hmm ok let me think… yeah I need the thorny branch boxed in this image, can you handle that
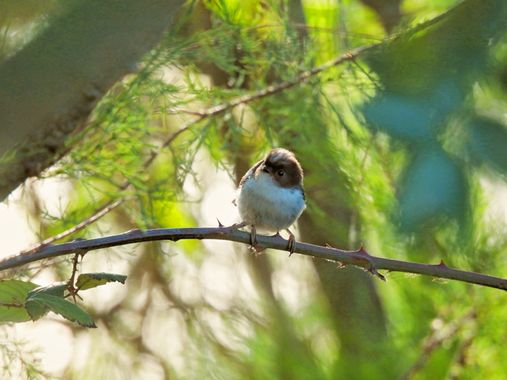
[22,44,378,252]
[1,227,506,292]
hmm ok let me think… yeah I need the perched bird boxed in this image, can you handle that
[235,148,306,254]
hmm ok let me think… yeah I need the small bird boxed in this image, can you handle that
[234,148,306,254]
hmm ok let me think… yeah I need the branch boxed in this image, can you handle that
[1,227,506,291]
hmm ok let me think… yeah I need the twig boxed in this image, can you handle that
[1,227,506,291]
[26,198,124,250]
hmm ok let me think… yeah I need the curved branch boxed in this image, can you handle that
[1,227,506,291]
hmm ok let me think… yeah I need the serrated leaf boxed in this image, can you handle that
[76,272,127,291]
[25,296,51,321]
[0,280,39,323]
[26,293,96,328]
[25,284,68,321]
[468,116,507,175]
[399,147,466,230]
[28,283,67,298]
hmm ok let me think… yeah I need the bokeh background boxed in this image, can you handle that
[1,0,507,379]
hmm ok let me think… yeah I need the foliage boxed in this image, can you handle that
[1,0,507,379]
[0,273,126,328]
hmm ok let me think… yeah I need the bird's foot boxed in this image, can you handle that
[247,225,264,254]
[286,229,296,257]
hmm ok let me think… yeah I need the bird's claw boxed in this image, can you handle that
[286,229,296,257]
[367,265,386,281]
[249,225,264,253]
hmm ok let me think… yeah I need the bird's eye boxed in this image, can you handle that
[277,169,285,177]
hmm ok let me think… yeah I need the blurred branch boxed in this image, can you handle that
[1,227,506,291]
[0,0,185,201]
[359,0,402,33]
[401,309,477,380]
[449,333,475,380]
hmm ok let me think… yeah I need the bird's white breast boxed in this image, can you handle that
[237,172,305,231]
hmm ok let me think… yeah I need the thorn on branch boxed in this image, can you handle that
[354,244,369,256]
[67,252,85,303]
[126,228,142,236]
[436,259,448,268]
[216,218,224,228]
[367,264,386,282]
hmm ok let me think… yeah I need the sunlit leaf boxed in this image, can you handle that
[76,272,127,291]
[0,280,38,323]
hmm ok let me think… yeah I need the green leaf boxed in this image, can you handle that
[399,147,466,230]
[24,284,69,321]
[76,272,127,291]
[468,116,507,175]
[25,296,50,321]
[26,293,96,328]
[28,283,67,298]
[0,280,39,323]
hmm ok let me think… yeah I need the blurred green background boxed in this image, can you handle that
[1,0,507,379]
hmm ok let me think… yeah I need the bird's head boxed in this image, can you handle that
[257,148,304,188]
